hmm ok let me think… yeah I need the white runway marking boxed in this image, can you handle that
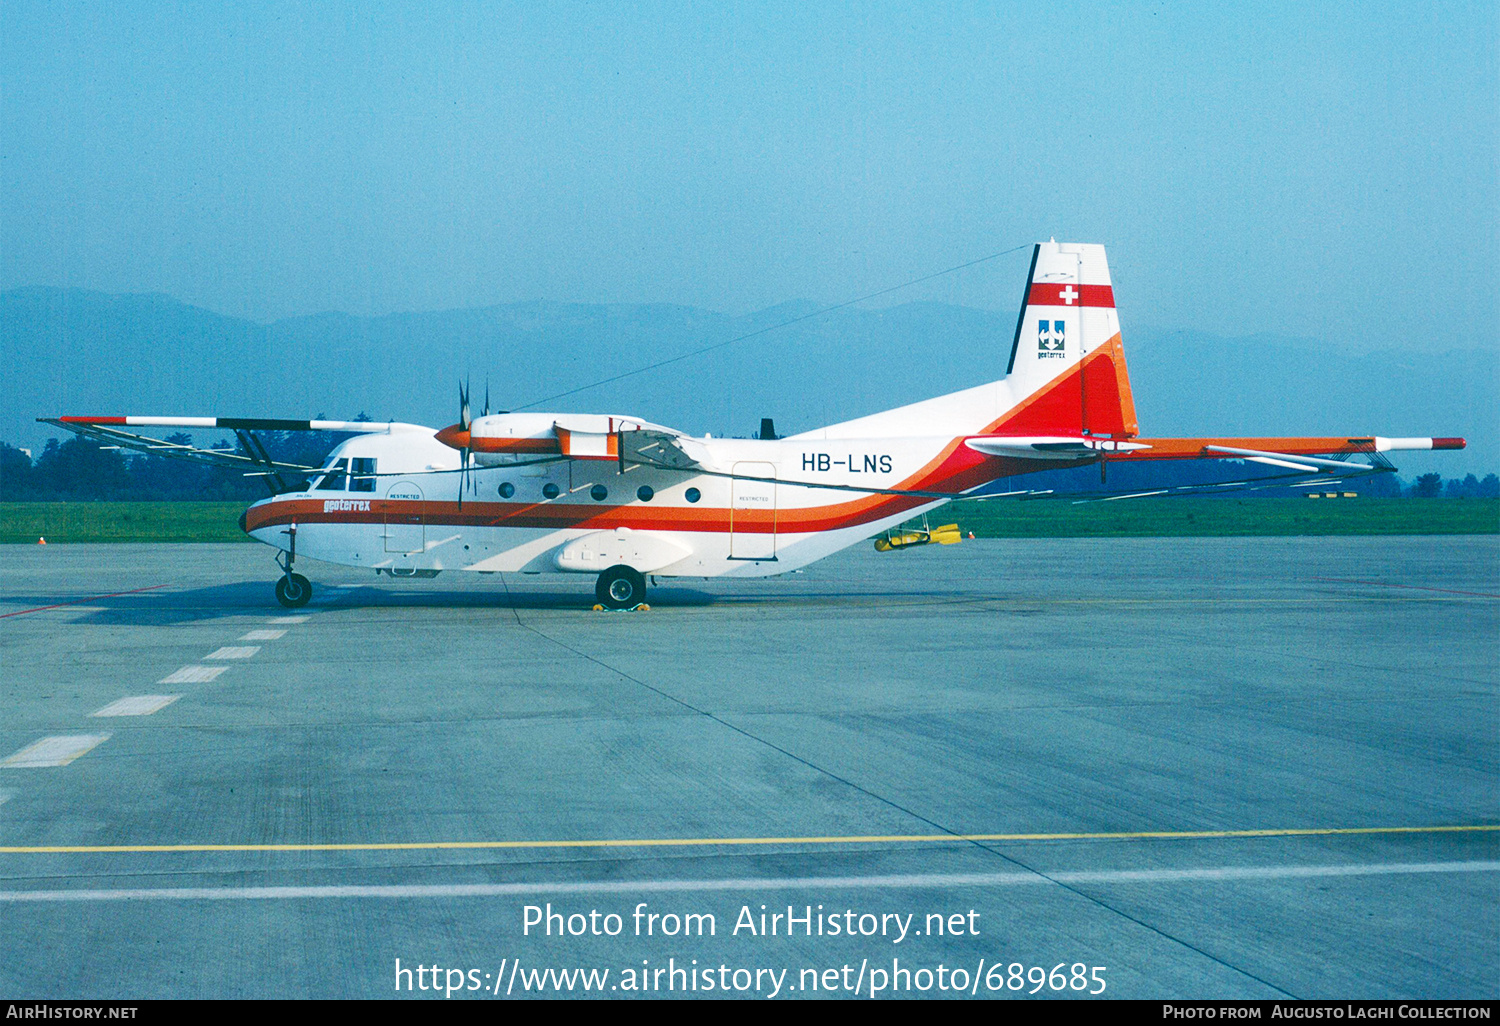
[269,616,308,624]
[205,646,259,660]
[0,861,1492,902]
[159,665,227,684]
[92,695,182,718]
[238,629,286,641]
[1,735,112,769]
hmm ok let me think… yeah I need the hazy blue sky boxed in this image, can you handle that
[3,1,1496,351]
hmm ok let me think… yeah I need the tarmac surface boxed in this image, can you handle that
[0,536,1495,1000]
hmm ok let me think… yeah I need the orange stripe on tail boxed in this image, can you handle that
[985,333,1139,438]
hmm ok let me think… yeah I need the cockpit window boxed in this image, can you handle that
[350,457,377,492]
[315,458,348,490]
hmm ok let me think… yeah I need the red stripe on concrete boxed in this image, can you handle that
[0,585,171,620]
[1310,578,1499,600]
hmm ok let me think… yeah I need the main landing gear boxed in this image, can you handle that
[274,534,312,609]
[595,565,647,611]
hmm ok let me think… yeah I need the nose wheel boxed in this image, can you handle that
[274,542,312,608]
[595,565,647,611]
[275,572,312,608]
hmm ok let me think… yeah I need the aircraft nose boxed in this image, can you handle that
[435,423,471,450]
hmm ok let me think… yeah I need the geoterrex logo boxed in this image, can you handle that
[1038,320,1066,358]
[323,499,372,512]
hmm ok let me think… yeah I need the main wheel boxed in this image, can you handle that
[275,572,312,608]
[595,565,646,610]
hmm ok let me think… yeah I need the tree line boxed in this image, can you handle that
[1,425,358,501]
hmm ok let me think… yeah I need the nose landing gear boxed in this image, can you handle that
[274,530,313,608]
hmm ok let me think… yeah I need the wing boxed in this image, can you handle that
[40,418,323,473]
[39,415,432,493]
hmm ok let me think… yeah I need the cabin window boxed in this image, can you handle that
[637,485,654,502]
[542,483,561,499]
[498,482,515,498]
[349,457,377,492]
[314,458,348,490]
[685,487,701,503]
[590,484,608,501]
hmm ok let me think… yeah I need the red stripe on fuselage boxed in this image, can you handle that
[241,441,1027,537]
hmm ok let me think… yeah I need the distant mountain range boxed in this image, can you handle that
[6,287,1495,475]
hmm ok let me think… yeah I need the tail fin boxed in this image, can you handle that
[989,241,1139,438]
[800,240,1140,441]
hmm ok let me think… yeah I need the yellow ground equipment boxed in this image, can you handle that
[873,518,963,552]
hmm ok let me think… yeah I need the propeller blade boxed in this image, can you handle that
[457,377,472,509]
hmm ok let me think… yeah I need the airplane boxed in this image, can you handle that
[43,241,1465,610]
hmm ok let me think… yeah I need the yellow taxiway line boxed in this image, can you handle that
[1,824,1495,855]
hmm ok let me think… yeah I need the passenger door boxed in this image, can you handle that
[383,481,425,554]
[729,462,777,560]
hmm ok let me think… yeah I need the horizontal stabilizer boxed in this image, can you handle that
[1115,436,1465,462]
[965,436,1151,460]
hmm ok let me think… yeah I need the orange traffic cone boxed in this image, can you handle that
[37,537,46,545]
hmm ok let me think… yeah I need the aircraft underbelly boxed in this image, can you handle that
[250,492,951,579]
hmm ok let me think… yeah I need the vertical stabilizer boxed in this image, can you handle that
[799,240,1140,440]
[991,241,1138,438]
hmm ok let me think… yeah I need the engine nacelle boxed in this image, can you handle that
[437,413,665,465]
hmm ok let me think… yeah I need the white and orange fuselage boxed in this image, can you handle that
[235,241,1461,580]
